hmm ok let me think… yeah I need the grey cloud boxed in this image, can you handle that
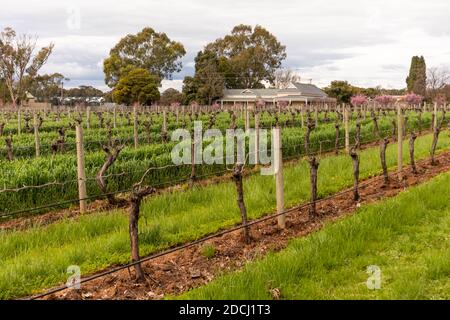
[286,52,355,69]
[380,64,407,74]
[325,66,340,71]
[2,0,449,90]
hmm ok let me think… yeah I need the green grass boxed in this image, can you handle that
[201,244,216,259]
[0,130,448,299]
[180,171,450,300]
[0,112,433,215]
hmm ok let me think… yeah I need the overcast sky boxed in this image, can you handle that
[2,0,449,91]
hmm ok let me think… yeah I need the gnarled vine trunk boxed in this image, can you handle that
[334,122,340,155]
[5,135,13,161]
[129,185,155,282]
[232,164,250,243]
[380,138,390,185]
[430,111,446,165]
[349,147,360,201]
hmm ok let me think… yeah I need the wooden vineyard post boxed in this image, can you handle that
[75,122,87,213]
[315,104,319,127]
[274,127,285,229]
[300,104,304,128]
[344,105,350,153]
[86,107,91,129]
[133,105,138,149]
[189,138,196,187]
[409,132,418,174]
[245,106,250,131]
[113,106,117,128]
[17,109,21,135]
[33,112,40,157]
[163,109,167,133]
[161,109,168,142]
[254,112,260,165]
[397,104,403,181]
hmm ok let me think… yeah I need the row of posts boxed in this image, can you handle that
[3,103,434,216]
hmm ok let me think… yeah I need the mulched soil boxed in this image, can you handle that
[38,150,450,300]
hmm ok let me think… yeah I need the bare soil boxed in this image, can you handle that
[40,150,450,300]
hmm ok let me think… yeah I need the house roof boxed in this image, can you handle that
[221,83,329,101]
[289,83,328,97]
[26,92,35,99]
[223,88,280,97]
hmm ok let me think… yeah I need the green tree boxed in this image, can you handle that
[103,90,113,103]
[204,24,286,88]
[381,88,406,96]
[190,50,225,104]
[323,81,356,104]
[159,88,184,105]
[361,87,381,98]
[406,56,426,96]
[65,85,104,98]
[182,76,199,105]
[103,27,186,88]
[113,68,160,105]
[27,73,66,102]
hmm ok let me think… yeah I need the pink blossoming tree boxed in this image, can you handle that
[350,94,368,107]
[434,94,447,107]
[404,93,423,106]
[277,100,289,108]
[374,95,395,107]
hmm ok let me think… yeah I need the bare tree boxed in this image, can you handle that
[0,27,54,108]
[274,69,300,89]
[427,67,450,101]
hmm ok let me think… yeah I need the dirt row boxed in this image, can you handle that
[39,150,450,300]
